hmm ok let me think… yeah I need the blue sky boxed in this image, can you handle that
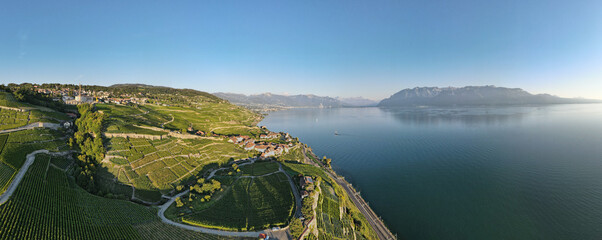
[1,0,601,100]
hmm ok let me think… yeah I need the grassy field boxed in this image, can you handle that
[180,172,295,231]
[0,153,228,239]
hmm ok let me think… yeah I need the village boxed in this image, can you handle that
[33,84,151,105]
[227,130,295,158]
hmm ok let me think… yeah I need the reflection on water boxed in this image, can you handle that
[380,106,530,126]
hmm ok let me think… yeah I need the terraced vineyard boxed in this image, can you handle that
[146,104,262,136]
[0,134,7,154]
[0,92,70,129]
[97,102,262,137]
[180,172,295,231]
[283,161,379,240]
[239,161,280,176]
[101,136,250,202]
[316,181,358,240]
[0,129,69,194]
[0,109,29,130]
[0,153,231,239]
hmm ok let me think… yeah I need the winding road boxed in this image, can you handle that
[157,159,299,239]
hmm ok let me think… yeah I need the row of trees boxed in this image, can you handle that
[2,83,72,112]
[72,104,106,193]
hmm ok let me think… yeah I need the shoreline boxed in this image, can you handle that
[300,145,396,240]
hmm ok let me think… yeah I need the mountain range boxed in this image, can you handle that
[213,92,379,110]
[214,86,599,110]
[378,86,600,107]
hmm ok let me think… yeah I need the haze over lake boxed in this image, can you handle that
[260,104,602,239]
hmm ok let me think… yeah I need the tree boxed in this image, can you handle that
[322,156,332,168]
[289,218,304,239]
[302,197,313,217]
[68,138,75,148]
[175,197,184,207]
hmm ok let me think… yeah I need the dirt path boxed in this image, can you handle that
[161,114,174,128]
[0,122,61,134]
[0,150,74,205]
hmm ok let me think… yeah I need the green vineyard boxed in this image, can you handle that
[182,172,295,231]
[102,136,250,202]
[0,154,231,239]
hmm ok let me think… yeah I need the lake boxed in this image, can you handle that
[259,104,602,240]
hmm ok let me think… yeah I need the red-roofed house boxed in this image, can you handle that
[244,142,256,151]
[255,145,268,153]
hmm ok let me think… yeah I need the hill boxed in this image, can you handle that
[378,86,601,107]
[0,83,382,239]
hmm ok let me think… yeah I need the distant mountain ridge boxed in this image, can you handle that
[337,97,380,107]
[378,86,600,107]
[214,92,345,109]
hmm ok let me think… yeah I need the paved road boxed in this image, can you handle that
[0,150,74,205]
[302,146,396,240]
[157,159,299,239]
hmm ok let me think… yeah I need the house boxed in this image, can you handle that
[187,127,194,132]
[267,132,279,139]
[195,130,205,136]
[235,136,245,142]
[262,150,275,158]
[258,233,269,240]
[255,145,268,153]
[244,142,256,151]
[228,137,237,143]
[300,176,314,190]
[278,144,289,153]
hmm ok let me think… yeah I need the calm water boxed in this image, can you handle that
[260,104,602,240]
